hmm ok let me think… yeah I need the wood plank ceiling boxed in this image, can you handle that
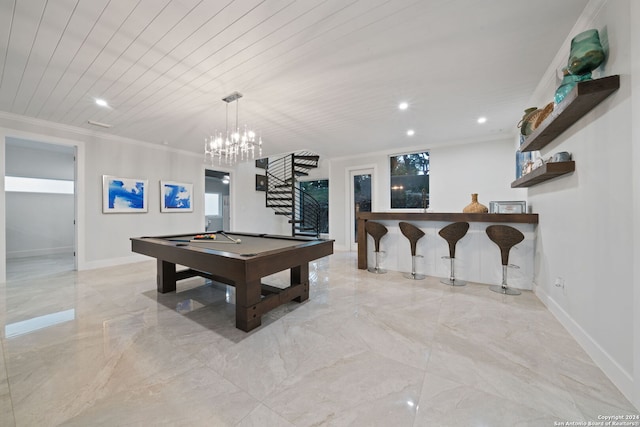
[0,0,590,158]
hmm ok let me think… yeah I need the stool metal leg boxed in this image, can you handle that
[440,257,466,286]
[403,255,425,280]
[489,265,521,295]
[368,250,387,274]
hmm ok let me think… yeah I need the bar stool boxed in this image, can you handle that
[486,225,524,295]
[399,222,426,280]
[365,221,388,274]
[438,222,469,286]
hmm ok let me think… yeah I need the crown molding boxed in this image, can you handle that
[0,110,202,159]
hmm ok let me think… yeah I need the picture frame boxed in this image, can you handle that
[489,201,526,214]
[255,174,267,191]
[255,158,268,169]
[102,175,148,213]
[161,181,193,212]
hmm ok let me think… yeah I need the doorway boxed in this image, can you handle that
[205,170,230,232]
[349,168,373,251]
[4,138,76,280]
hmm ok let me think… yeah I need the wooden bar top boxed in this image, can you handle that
[357,212,539,224]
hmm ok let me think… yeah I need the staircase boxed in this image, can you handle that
[265,152,322,237]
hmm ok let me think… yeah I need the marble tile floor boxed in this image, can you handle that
[0,251,637,426]
[6,253,75,281]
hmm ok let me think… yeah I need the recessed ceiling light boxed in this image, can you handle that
[406,129,415,136]
[477,117,487,124]
[398,102,409,110]
[95,98,108,107]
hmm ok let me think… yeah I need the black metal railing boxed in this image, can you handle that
[265,152,321,237]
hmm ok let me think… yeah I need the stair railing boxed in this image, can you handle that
[265,152,321,237]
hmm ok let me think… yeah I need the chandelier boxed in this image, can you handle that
[205,92,263,165]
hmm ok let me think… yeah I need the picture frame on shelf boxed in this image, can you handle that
[102,175,148,213]
[489,201,526,214]
[160,181,193,212]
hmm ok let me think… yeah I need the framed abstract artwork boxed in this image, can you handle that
[255,158,268,169]
[255,174,267,191]
[161,181,193,212]
[102,175,148,213]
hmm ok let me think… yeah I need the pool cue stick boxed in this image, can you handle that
[220,232,241,244]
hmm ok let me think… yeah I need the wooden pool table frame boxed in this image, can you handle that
[131,232,334,332]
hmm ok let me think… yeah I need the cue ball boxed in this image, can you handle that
[237,239,241,243]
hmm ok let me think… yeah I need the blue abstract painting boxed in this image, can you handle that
[161,181,193,212]
[103,176,148,213]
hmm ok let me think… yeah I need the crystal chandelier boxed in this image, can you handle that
[205,92,263,165]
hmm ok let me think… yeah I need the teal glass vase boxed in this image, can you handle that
[554,71,592,104]
[567,29,605,76]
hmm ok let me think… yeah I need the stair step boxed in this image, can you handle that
[288,219,303,224]
[295,232,318,237]
[268,205,292,209]
[294,171,309,177]
[294,155,319,162]
[295,226,316,231]
[274,211,292,216]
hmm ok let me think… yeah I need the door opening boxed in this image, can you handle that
[205,170,230,232]
[349,168,373,251]
[4,137,77,280]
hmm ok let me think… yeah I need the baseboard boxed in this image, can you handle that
[6,246,73,259]
[78,253,151,271]
[536,286,635,405]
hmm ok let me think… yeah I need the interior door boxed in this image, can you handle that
[349,168,373,251]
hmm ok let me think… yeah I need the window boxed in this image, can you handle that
[5,176,74,194]
[390,152,429,209]
[300,179,329,233]
[204,193,221,216]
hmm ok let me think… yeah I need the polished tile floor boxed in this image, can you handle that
[0,251,637,426]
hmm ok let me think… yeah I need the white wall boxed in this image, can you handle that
[0,113,206,278]
[631,0,640,412]
[430,139,528,212]
[5,193,74,258]
[328,139,527,250]
[84,138,205,266]
[527,0,637,405]
[233,160,290,235]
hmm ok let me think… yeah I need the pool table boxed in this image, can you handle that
[130,232,334,332]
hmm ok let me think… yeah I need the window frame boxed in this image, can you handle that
[389,151,430,210]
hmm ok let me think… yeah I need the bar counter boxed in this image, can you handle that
[357,212,539,289]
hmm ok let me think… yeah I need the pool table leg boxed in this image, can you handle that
[236,279,263,332]
[291,263,310,302]
[157,260,177,293]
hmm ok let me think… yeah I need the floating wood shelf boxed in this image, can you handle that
[511,161,575,188]
[520,75,620,152]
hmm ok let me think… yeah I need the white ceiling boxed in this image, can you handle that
[0,0,589,159]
